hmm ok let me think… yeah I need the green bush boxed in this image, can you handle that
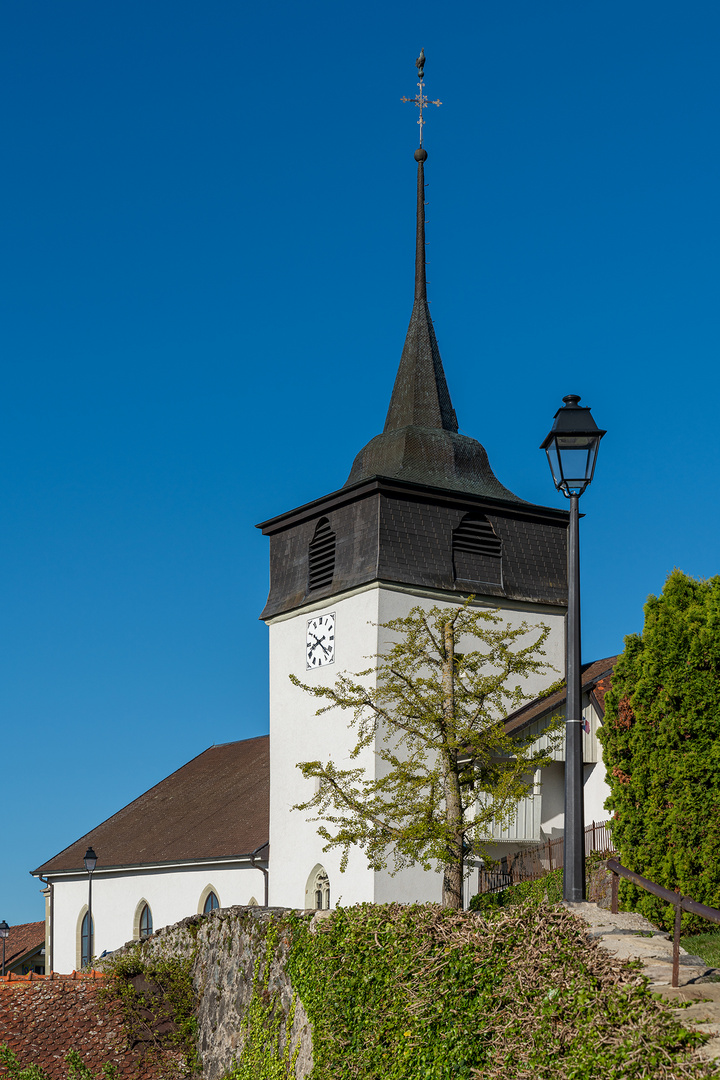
[99,944,199,1073]
[468,868,564,913]
[0,1046,117,1079]
[284,903,713,1079]
[598,569,720,932]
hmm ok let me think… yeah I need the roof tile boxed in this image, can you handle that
[34,736,269,875]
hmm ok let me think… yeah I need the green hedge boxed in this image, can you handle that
[598,569,720,932]
[3,896,717,1080]
[468,868,564,913]
[282,902,711,1080]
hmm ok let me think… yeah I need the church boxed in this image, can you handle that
[31,67,612,974]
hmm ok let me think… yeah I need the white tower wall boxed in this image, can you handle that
[267,582,565,909]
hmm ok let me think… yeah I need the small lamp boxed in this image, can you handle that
[83,847,98,873]
[0,920,8,978]
[540,394,605,497]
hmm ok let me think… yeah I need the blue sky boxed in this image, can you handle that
[3,1,720,925]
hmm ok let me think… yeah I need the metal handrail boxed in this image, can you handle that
[607,858,720,987]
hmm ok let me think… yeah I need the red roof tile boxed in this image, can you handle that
[1,923,44,972]
[504,657,617,735]
[0,977,182,1078]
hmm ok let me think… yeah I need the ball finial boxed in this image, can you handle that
[414,148,428,162]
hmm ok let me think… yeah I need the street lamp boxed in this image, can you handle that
[83,846,97,966]
[541,395,605,902]
[0,921,9,977]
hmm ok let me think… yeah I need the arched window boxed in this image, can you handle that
[81,911,93,967]
[133,898,154,941]
[139,904,153,939]
[315,872,330,910]
[308,518,336,591]
[452,513,502,585]
[198,885,221,915]
[203,891,219,914]
[305,864,331,910]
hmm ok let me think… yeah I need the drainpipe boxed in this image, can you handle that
[250,842,269,908]
[36,874,53,974]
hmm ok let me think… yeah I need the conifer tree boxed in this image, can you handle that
[291,603,561,909]
[599,569,720,929]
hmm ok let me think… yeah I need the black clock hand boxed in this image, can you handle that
[312,634,329,655]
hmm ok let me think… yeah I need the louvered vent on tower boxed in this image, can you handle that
[452,514,502,586]
[308,518,336,592]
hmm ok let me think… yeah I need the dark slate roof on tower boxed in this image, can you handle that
[345,141,524,503]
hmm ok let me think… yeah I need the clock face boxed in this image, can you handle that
[306,613,335,669]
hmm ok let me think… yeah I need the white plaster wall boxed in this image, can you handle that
[583,761,612,824]
[535,716,612,841]
[539,761,566,838]
[373,862,443,904]
[267,588,381,909]
[376,587,567,704]
[267,583,566,909]
[50,863,266,973]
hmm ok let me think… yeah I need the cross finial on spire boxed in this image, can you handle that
[401,48,442,147]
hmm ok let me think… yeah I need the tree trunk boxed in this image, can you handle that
[441,619,464,909]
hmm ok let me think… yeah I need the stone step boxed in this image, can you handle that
[565,901,720,1063]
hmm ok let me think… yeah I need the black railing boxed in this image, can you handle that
[477,820,615,895]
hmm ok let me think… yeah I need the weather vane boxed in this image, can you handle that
[401,48,442,147]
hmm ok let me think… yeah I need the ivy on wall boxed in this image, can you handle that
[2,894,717,1080]
[221,915,302,1080]
[0,1046,118,1079]
[99,945,199,1073]
[285,902,709,1080]
[599,569,720,931]
[469,868,564,913]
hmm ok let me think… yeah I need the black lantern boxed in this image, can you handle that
[0,920,9,978]
[540,393,605,904]
[83,847,97,966]
[540,395,605,497]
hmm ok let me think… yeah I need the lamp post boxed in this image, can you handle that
[541,395,605,902]
[0,921,9,977]
[83,846,97,966]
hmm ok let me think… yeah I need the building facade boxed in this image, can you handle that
[32,738,269,973]
[30,124,618,969]
[258,144,571,909]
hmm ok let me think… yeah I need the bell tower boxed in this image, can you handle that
[258,54,569,909]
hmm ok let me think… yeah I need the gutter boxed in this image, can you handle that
[31,851,270,880]
[35,873,53,974]
[250,842,269,907]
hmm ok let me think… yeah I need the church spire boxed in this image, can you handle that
[382,55,457,434]
[344,53,522,503]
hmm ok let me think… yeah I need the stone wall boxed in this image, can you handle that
[588,860,613,909]
[122,904,315,1080]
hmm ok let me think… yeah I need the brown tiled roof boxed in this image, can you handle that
[0,976,182,1078]
[590,673,613,716]
[2,923,44,971]
[33,736,269,876]
[504,657,618,736]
